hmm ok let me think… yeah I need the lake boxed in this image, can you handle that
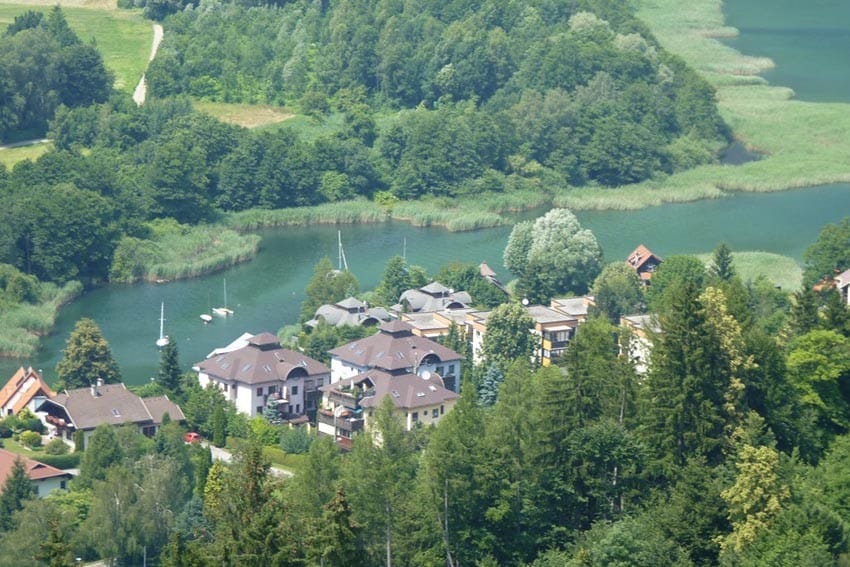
[5,0,850,386]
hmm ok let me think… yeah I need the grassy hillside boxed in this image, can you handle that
[697,250,803,291]
[0,2,151,92]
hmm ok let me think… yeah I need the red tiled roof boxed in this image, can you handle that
[626,244,661,271]
[0,449,70,490]
[0,367,55,415]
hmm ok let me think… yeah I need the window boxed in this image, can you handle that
[268,385,276,394]
[440,405,444,415]
[257,387,263,396]
[257,406,263,415]
[436,366,444,376]
[292,386,299,396]
[448,364,455,375]
[296,404,300,414]
[433,408,439,418]
[223,383,229,392]
[412,412,419,422]
[318,378,325,386]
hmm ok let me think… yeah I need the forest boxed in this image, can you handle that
[4,233,850,566]
[0,0,728,289]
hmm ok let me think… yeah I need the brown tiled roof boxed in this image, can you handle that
[358,370,458,410]
[0,367,55,415]
[329,321,461,371]
[0,449,70,490]
[626,244,661,270]
[42,383,168,431]
[196,332,330,385]
[142,396,186,423]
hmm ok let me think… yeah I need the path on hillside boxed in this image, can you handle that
[132,23,164,106]
[0,138,49,150]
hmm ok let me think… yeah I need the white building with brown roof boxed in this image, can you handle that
[620,314,661,375]
[195,332,331,418]
[0,367,55,417]
[37,381,184,449]
[328,320,462,392]
[317,369,459,447]
[0,449,72,497]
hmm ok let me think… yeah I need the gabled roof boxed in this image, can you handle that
[360,371,458,410]
[0,367,55,415]
[550,296,594,318]
[196,332,330,385]
[479,262,497,278]
[835,268,850,289]
[329,321,461,371]
[337,297,367,311]
[626,244,662,271]
[397,282,471,313]
[0,449,70,490]
[621,314,662,334]
[40,383,183,431]
[307,299,394,329]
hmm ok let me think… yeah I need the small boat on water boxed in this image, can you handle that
[200,313,213,323]
[212,278,234,316]
[156,302,170,348]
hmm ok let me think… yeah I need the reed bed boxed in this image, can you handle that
[696,251,802,291]
[0,280,82,358]
[226,200,387,231]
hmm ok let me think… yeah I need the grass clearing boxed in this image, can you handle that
[697,250,803,291]
[0,2,151,93]
[0,141,51,168]
[193,100,296,129]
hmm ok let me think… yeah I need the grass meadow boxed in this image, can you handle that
[0,1,151,93]
[697,251,803,291]
[192,100,296,129]
[0,141,50,168]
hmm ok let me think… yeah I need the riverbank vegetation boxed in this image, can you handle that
[0,265,81,358]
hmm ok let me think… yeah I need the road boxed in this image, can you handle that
[132,23,164,106]
[206,442,294,478]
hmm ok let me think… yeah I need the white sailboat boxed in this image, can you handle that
[212,279,234,316]
[156,302,170,348]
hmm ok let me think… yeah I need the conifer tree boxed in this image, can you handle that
[711,242,736,282]
[157,339,182,397]
[0,457,34,531]
[76,423,123,489]
[311,488,366,567]
[56,318,120,389]
[477,364,503,407]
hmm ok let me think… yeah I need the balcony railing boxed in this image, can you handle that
[325,388,375,409]
[317,410,364,433]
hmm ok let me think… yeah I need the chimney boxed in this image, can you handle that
[96,377,104,388]
[90,383,97,397]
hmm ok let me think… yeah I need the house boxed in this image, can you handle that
[401,308,474,340]
[620,314,661,375]
[195,332,331,419]
[328,320,463,392]
[305,297,395,329]
[626,244,662,284]
[37,381,184,450]
[0,367,55,417]
[0,449,72,497]
[468,296,594,366]
[394,281,472,314]
[835,268,850,304]
[317,369,458,448]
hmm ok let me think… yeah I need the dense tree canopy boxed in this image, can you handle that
[55,317,121,389]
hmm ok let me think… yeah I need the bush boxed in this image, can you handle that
[45,438,70,455]
[0,425,11,439]
[21,417,46,434]
[279,426,314,454]
[20,430,42,448]
[36,453,80,470]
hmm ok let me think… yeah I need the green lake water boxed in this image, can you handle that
[7,0,850,386]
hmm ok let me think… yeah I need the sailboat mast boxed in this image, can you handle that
[159,301,165,340]
[338,230,348,271]
[223,278,227,309]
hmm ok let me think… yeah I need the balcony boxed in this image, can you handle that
[325,387,375,409]
[317,409,364,434]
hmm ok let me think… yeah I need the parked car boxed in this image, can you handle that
[183,431,202,444]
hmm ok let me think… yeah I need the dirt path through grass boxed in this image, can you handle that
[132,22,163,106]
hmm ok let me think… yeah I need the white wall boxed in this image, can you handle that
[34,476,68,498]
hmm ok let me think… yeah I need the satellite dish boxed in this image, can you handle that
[421,370,432,380]
[522,297,529,306]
